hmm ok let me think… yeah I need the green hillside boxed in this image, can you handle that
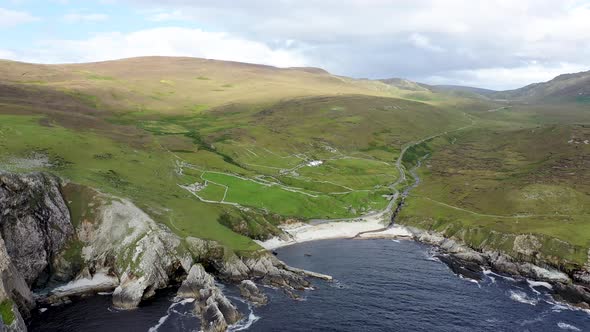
[0,56,469,251]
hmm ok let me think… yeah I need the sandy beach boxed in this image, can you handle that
[256,212,413,250]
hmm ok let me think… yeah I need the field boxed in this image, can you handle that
[2,56,588,265]
[397,103,590,268]
[0,57,471,252]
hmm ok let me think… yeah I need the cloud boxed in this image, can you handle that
[63,13,109,23]
[408,33,444,53]
[120,0,590,89]
[0,49,17,59]
[147,10,192,22]
[0,7,39,27]
[4,1,590,89]
[19,27,308,68]
[423,62,590,90]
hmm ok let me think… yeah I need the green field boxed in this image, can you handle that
[0,57,473,252]
[1,57,589,268]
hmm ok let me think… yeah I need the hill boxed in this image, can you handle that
[426,84,497,98]
[0,56,470,252]
[1,55,588,279]
[492,70,590,103]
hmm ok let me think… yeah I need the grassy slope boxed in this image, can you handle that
[397,103,590,268]
[0,57,468,252]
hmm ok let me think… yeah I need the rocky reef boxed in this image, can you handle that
[0,172,322,331]
[406,226,590,309]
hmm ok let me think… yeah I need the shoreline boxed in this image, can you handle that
[260,218,590,311]
[256,209,402,250]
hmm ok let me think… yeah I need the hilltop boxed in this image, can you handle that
[491,70,590,103]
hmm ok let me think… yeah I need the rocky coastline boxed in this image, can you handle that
[0,172,327,331]
[384,226,590,311]
[1,171,589,331]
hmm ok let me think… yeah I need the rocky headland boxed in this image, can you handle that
[0,172,325,331]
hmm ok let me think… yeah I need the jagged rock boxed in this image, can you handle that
[436,254,483,281]
[513,234,542,257]
[0,172,73,286]
[177,264,215,299]
[239,280,268,306]
[0,236,32,332]
[80,198,192,309]
[553,283,590,309]
[244,254,310,290]
[185,237,310,290]
[185,237,250,281]
[517,263,570,283]
[44,270,118,304]
[178,264,241,332]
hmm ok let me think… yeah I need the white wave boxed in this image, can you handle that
[527,279,553,290]
[458,274,481,288]
[557,322,581,331]
[509,290,538,306]
[229,312,260,331]
[391,239,401,243]
[97,291,113,296]
[546,299,590,316]
[483,270,516,282]
[148,298,196,332]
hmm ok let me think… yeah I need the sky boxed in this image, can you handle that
[1,0,590,90]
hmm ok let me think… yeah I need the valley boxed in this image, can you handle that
[0,56,589,330]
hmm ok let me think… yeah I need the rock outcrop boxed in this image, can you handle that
[77,198,192,309]
[0,172,321,331]
[407,226,590,308]
[177,264,241,332]
[0,237,33,332]
[238,280,267,306]
[0,172,73,286]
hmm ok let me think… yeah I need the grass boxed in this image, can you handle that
[397,108,590,267]
[1,56,587,266]
[0,299,15,326]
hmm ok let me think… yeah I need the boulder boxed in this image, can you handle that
[178,264,241,332]
[238,280,268,306]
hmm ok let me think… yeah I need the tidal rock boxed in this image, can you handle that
[185,237,250,281]
[436,254,483,281]
[488,252,520,276]
[0,172,73,286]
[243,254,310,290]
[239,280,268,306]
[553,283,590,309]
[178,264,241,332]
[177,264,215,299]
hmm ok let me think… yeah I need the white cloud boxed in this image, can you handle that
[147,10,192,22]
[0,49,17,59]
[122,0,590,88]
[21,27,308,68]
[63,13,109,23]
[408,33,444,53]
[423,62,589,90]
[0,7,39,27]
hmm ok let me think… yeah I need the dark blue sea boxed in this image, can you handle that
[30,239,590,331]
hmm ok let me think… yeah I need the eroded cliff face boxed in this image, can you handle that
[0,172,73,287]
[0,172,315,331]
[0,172,74,331]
